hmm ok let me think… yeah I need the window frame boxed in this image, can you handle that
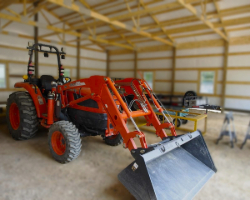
[0,63,7,89]
[143,71,154,90]
[64,68,71,78]
[199,70,216,95]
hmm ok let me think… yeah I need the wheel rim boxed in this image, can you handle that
[51,131,66,155]
[9,103,20,130]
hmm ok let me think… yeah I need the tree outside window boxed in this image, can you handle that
[143,71,153,89]
[64,69,70,77]
[200,71,215,94]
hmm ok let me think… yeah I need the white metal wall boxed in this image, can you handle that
[0,34,106,102]
[109,44,250,111]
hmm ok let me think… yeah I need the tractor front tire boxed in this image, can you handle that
[6,91,39,140]
[104,133,123,146]
[48,121,82,164]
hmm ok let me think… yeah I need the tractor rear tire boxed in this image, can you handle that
[6,91,39,140]
[104,133,123,146]
[48,121,82,164]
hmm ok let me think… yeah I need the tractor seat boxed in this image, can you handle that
[40,75,56,95]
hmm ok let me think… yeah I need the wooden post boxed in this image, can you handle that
[221,41,229,112]
[171,47,176,95]
[76,36,80,80]
[5,62,9,90]
[34,2,38,78]
[134,51,137,78]
[106,50,110,77]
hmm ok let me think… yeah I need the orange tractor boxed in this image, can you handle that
[7,43,216,200]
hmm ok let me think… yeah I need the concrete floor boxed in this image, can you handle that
[0,112,250,200]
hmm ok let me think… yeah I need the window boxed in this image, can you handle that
[64,69,71,77]
[200,71,215,94]
[0,64,6,88]
[143,71,153,89]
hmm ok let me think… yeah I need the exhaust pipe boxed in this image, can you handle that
[118,130,216,200]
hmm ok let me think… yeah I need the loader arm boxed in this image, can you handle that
[97,77,175,151]
[60,76,175,151]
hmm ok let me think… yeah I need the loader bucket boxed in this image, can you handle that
[118,131,216,200]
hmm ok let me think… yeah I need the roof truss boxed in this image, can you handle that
[0,0,249,51]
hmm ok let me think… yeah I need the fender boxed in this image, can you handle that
[15,82,47,118]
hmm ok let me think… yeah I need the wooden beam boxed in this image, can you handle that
[106,50,110,77]
[78,1,131,49]
[28,1,47,18]
[0,0,16,10]
[221,41,229,112]
[5,8,20,17]
[0,12,134,50]
[207,4,250,19]
[93,4,249,41]
[134,51,137,78]
[213,0,227,36]
[110,2,180,21]
[139,0,175,43]
[1,3,33,29]
[214,16,250,28]
[46,0,173,46]
[69,0,219,30]
[109,24,135,47]
[124,0,139,28]
[91,0,116,9]
[177,0,228,41]
[108,35,250,54]
[23,0,27,16]
[77,36,80,80]
[171,47,176,95]
[40,10,63,42]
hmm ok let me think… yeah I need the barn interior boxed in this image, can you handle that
[0,0,250,200]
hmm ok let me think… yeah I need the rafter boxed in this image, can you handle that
[72,0,220,36]
[5,8,20,18]
[78,0,135,49]
[0,12,134,50]
[207,4,250,19]
[139,0,175,43]
[124,0,138,28]
[39,6,75,40]
[46,0,173,46]
[28,1,48,18]
[23,0,26,16]
[177,0,228,41]
[110,2,180,21]
[98,0,134,12]
[0,0,17,11]
[213,16,250,28]
[212,0,227,36]
[40,9,63,42]
[70,0,218,28]
[1,3,33,29]
[96,4,250,38]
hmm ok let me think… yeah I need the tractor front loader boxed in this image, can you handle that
[7,43,216,200]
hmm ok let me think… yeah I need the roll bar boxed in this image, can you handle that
[26,42,66,83]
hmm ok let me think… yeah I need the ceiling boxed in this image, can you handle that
[0,0,250,51]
